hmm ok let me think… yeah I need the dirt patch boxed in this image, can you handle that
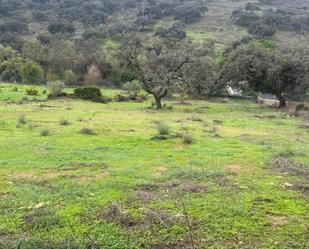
[129,182,209,210]
[225,164,243,172]
[292,183,309,195]
[174,101,193,106]
[7,172,35,179]
[97,201,190,232]
[173,145,186,151]
[42,171,63,178]
[253,114,277,119]
[7,170,73,180]
[97,202,140,228]
[151,234,201,249]
[267,215,288,227]
[298,123,309,129]
[270,157,309,177]
[134,190,158,202]
[78,172,109,182]
[154,166,167,176]
[135,181,208,197]
[284,182,309,196]
[57,162,109,171]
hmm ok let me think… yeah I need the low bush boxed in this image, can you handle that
[156,121,170,136]
[245,2,261,11]
[74,87,102,100]
[26,87,39,96]
[79,127,97,135]
[95,96,112,103]
[114,94,131,102]
[40,128,50,136]
[59,119,70,126]
[17,114,27,125]
[47,81,65,98]
[74,87,111,103]
[123,80,141,98]
[28,123,36,129]
[182,132,193,144]
[137,89,149,101]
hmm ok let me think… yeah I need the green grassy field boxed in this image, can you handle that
[0,83,308,248]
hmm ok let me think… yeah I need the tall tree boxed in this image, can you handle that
[119,33,190,108]
[119,33,216,108]
[221,43,309,107]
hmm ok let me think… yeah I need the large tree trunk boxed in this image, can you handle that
[154,95,163,109]
[277,94,286,108]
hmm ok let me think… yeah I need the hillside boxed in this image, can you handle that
[1,0,309,248]
[1,0,309,84]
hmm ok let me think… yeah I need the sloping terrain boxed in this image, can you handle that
[0,83,308,248]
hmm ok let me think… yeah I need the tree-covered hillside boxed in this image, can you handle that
[0,0,309,105]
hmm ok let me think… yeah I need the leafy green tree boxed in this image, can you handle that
[221,43,309,107]
[0,45,23,82]
[47,39,76,78]
[119,33,216,108]
[64,70,77,85]
[22,40,49,78]
[21,60,44,84]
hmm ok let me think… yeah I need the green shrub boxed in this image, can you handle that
[17,114,27,125]
[59,119,70,126]
[156,121,170,135]
[74,87,102,100]
[256,39,278,49]
[28,123,36,129]
[40,128,50,136]
[79,127,97,135]
[64,70,77,85]
[26,87,39,96]
[114,94,131,102]
[277,147,296,157]
[21,60,44,84]
[183,132,193,144]
[137,89,149,100]
[12,87,18,92]
[123,80,141,98]
[47,81,65,98]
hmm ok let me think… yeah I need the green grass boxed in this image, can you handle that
[0,83,308,248]
[186,31,213,42]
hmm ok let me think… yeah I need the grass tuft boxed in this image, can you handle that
[17,114,27,126]
[59,119,71,126]
[156,121,170,136]
[79,127,97,135]
[40,128,50,136]
[182,132,193,144]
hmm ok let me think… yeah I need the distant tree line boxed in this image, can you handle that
[0,0,308,108]
[231,1,309,38]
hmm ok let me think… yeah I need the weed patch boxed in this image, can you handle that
[57,162,109,170]
[23,208,60,231]
[79,127,97,135]
[270,157,308,177]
